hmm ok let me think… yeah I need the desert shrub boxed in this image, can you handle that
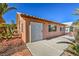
[0,24,16,40]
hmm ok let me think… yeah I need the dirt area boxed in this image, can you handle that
[0,44,32,56]
[11,48,32,56]
[0,35,75,56]
[0,38,32,56]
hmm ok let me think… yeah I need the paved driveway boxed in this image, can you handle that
[26,35,75,56]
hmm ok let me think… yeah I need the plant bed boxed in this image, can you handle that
[11,49,32,56]
[0,45,8,53]
[62,44,79,56]
[0,44,26,56]
[0,37,24,47]
[0,37,25,56]
[0,39,4,43]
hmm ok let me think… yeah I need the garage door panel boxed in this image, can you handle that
[30,22,43,42]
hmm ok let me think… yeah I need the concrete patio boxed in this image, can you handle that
[26,35,75,56]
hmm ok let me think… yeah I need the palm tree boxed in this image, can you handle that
[57,8,79,56]
[72,8,79,43]
[0,3,16,24]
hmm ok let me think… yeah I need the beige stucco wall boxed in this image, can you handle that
[17,13,27,43]
[43,23,65,39]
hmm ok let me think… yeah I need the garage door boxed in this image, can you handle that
[30,22,43,42]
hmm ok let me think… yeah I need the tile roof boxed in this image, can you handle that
[17,12,66,26]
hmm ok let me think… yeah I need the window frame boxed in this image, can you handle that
[48,24,57,32]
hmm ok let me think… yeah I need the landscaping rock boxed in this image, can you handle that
[0,37,25,56]
[0,44,26,56]
[0,46,9,53]
[1,38,24,47]
[9,38,23,47]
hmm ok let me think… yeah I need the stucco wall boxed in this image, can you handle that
[43,23,65,39]
[16,13,27,43]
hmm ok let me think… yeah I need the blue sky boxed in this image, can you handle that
[3,3,79,24]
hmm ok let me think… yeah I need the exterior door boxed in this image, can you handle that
[30,22,43,42]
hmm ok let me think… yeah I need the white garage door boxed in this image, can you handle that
[30,22,43,42]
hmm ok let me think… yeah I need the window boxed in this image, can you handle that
[60,27,62,31]
[21,23,23,32]
[60,27,64,31]
[70,26,73,32]
[48,24,57,32]
[19,20,20,30]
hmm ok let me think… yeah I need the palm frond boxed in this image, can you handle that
[0,4,3,15]
[57,41,75,46]
[64,49,79,56]
[62,37,75,43]
[0,3,8,14]
[76,8,79,12]
[2,3,7,8]
[3,7,16,14]
[0,3,16,24]
[72,8,79,16]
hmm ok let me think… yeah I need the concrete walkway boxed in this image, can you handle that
[26,35,75,56]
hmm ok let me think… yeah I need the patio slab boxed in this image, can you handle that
[26,35,75,56]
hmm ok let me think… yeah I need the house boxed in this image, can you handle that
[63,22,74,36]
[16,12,66,43]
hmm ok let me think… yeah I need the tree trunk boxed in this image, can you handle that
[0,15,5,24]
